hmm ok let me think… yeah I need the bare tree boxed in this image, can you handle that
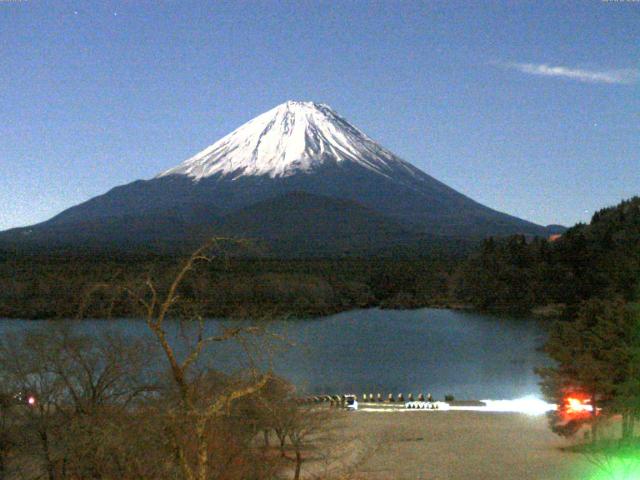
[81,238,275,480]
[0,238,339,480]
[288,406,330,480]
[252,377,298,457]
[0,323,156,479]
[0,389,18,480]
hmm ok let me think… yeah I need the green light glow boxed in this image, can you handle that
[587,451,640,480]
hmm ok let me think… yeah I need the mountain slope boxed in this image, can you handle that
[213,191,424,256]
[0,101,558,253]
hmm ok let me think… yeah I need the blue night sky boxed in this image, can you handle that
[1,0,638,230]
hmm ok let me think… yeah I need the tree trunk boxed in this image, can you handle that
[293,449,302,480]
[275,430,286,457]
[196,417,209,480]
[0,451,6,480]
[622,412,635,442]
[263,429,270,447]
[590,394,598,444]
[622,413,630,441]
[39,429,56,480]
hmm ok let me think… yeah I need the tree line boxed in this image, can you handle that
[0,251,456,320]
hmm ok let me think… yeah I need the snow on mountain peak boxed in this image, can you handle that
[157,101,416,181]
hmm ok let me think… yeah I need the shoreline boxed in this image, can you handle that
[0,302,556,322]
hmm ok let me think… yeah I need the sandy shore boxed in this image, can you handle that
[301,410,596,480]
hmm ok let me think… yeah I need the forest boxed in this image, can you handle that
[455,196,640,314]
[0,250,458,320]
[0,196,639,321]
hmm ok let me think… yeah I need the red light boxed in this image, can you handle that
[27,396,36,406]
[561,394,594,420]
[566,397,591,413]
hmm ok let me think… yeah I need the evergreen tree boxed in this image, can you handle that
[455,196,640,313]
[538,298,640,442]
[610,302,640,441]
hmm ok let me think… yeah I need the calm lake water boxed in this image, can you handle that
[0,308,549,400]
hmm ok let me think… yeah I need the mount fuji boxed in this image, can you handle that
[1,101,560,255]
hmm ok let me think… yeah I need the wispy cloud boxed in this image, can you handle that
[501,62,639,85]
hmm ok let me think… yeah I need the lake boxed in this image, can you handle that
[0,308,549,400]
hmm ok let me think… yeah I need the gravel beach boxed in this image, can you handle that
[302,410,596,480]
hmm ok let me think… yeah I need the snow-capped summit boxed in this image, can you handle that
[158,101,417,181]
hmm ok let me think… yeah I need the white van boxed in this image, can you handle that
[345,395,358,411]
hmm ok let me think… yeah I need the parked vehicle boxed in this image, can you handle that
[345,394,358,411]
